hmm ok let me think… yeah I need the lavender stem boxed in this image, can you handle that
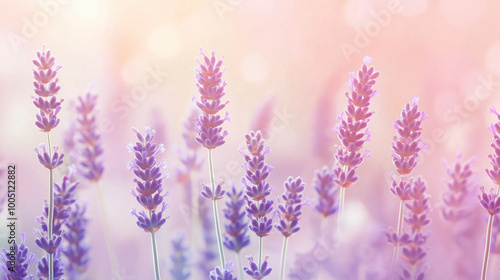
[236,251,244,280]
[47,132,54,280]
[391,199,405,279]
[96,182,121,279]
[336,186,346,247]
[259,236,263,268]
[481,214,494,280]
[149,210,162,280]
[279,237,289,280]
[208,149,226,269]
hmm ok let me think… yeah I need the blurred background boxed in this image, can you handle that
[1,0,500,279]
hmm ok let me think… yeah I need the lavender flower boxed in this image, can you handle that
[209,263,237,280]
[35,144,64,170]
[313,166,339,218]
[486,107,500,185]
[32,46,62,132]
[0,233,36,279]
[244,257,272,280]
[170,235,190,280]
[276,177,305,237]
[391,97,427,176]
[332,56,379,188]
[74,91,104,182]
[37,254,64,280]
[194,49,229,150]
[63,203,90,276]
[223,185,250,253]
[128,127,168,279]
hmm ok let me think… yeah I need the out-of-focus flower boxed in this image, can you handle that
[223,185,250,253]
[194,49,229,150]
[487,107,500,185]
[74,91,104,182]
[313,166,339,218]
[170,235,190,280]
[63,203,90,276]
[32,46,63,132]
[0,233,36,279]
[332,56,379,188]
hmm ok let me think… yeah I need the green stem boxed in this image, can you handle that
[236,252,245,280]
[481,214,494,280]
[47,132,54,280]
[208,149,226,269]
[391,199,405,279]
[336,186,346,247]
[149,210,162,280]
[280,237,289,280]
[259,236,263,268]
[96,182,121,279]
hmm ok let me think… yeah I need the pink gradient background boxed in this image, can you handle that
[2,0,500,279]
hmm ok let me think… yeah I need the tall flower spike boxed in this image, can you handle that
[170,235,191,280]
[0,233,37,279]
[32,46,63,132]
[128,127,169,279]
[194,49,229,150]
[332,56,379,188]
[481,106,500,280]
[75,91,104,182]
[223,184,250,253]
[209,263,237,280]
[63,203,90,276]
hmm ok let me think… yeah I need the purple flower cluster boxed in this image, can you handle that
[486,107,500,185]
[332,56,379,188]
[128,127,169,233]
[194,49,229,150]
[35,144,64,170]
[63,202,90,276]
[0,233,36,279]
[209,263,237,280]
[223,185,250,253]
[399,177,430,279]
[391,97,427,176]
[441,154,476,222]
[35,175,78,279]
[313,166,339,218]
[74,92,104,182]
[170,235,190,280]
[32,46,63,132]
[244,257,272,280]
[242,131,274,237]
[276,177,305,237]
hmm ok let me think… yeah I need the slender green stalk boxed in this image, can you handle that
[336,186,346,247]
[481,214,494,280]
[258,236,263,268]
[391,199,405,278]
[236,252,245,280]
[149,210,162,280]
[47,132,54,280]
[95,182,121,279]
[280,237,289,280]
[208,149,226,269]
[189,173,200,279]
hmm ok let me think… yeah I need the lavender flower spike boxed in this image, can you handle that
[480,106,500,280]
[128,127,169,280]
[193,49,230,270]
[313,166,339,218]
[194,49,230,150]
[75,91,104,182]
[0,233,36,279]
[210,262,237,280]
[170,235,190,280]
[276,177,306,280]
[32,46,63,132]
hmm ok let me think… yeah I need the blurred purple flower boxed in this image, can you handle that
[244,257,272,280]
[128,127,169,231]
[170,235,190,280]
[74,91,104,182]
[0,233,36,279]
[276,177,305,237]
[63,203,90,276]
[223,185,250,253]
[487,107,500,185]
[332,56,379,188]
[391,97,427,176]
[250,95,275,139]
[32,46,63,132]
[313,166,339,218]
[194,49,229,150]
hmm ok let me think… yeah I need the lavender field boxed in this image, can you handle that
[2,1,500,279]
